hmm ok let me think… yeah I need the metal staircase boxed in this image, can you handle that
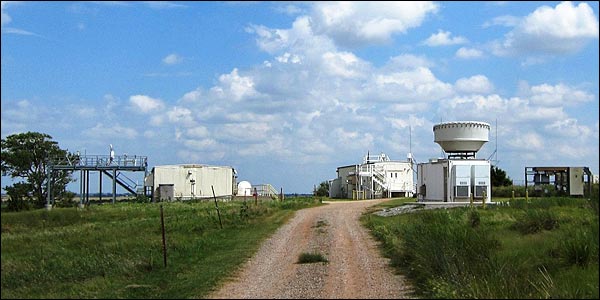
[102,170,141,195]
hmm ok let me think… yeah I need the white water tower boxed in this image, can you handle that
[433,121,490,158]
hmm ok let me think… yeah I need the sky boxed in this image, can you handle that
[1,1,599,194]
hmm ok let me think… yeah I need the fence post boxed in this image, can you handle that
[482,190,487,209]
[254,188,258,206]
[212,186,223,229]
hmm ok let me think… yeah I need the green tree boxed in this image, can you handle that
[491,165,512,187]
[315,181,329,197]
[1,132,75,209]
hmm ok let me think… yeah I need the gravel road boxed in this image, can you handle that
[207,199,414,299]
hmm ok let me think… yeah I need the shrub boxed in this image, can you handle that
[511,209,559,234]
[558,227,598,267]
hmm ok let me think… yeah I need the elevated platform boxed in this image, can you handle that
[46,154,148,208]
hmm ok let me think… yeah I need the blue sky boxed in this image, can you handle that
[2,1,599,194]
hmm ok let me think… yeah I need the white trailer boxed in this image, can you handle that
[417,159,491,202]
[145,164,236,201]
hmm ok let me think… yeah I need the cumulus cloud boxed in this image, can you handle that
[87,122,138,140]
[455,75,494,94]
[422,30,467,46]
[482,15,520,28]
[372,67,454,102]
[310,1,439,47]
[210,68,259,101]
[162,53,183,65]
[544,118,592,138]
[521,82,594,106]
[455,47,483,59]
[492,1,599,56]
[129,95,165,113]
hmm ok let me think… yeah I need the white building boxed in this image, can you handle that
[329,152,415,199]
[144,164,236,201]
[417,121,492,203]
[418,158,491,202]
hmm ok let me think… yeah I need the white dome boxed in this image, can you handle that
[237,181,252,196]
[433,121,489,153]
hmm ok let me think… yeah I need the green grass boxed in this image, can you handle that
[297,252,328,264]
[1,197,322,298]
[362,196,599,299]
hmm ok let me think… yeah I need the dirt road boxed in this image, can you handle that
[207,199,413,299]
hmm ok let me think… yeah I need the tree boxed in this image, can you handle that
[491,165,512,187]
[315,181,329,197]
[1,132,75,209]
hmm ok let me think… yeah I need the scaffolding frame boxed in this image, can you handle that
[46,154,148,208]
[524,166,592,197]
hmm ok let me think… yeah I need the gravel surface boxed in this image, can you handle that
[207,199,414,299]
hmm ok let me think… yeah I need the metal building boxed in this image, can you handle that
[329,152,415,199]
[144,164,236,201]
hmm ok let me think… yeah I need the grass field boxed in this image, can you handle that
[1,197,322,298]
[362,196,599,299]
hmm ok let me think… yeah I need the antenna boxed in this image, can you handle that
[487,119,498,165]
[495,118,498,164]
[409,125,412,156]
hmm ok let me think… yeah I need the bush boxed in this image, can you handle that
[511,209,559,234]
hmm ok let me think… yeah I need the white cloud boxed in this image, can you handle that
[525,83,594,106]
[274,3,304,16]
[87,122,138,140]
[167,106,195,126]
[216,122,272,143]
[455,75,494,94]
[372,67,454,102]
[422,30,467,46]
[1,2,38,36]
[248,16,336,56]
[129,95,165,113]
[321,51,366,78]
[492,1,599,56]
[455,47,483,59]
[385,54,434,70]
[143,1,187,9]
[544,118,591,138]
[311,1,439,47]
[482,15,520,28]
[186,126,210,138]
[162,53,183,65]
[275,52,302,64]
[507,132,544,150]
[1,2,12,27]
[210,68,259,101]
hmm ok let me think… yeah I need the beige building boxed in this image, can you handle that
[144,164,236,201]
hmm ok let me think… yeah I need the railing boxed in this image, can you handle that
[48,154,147,168]
[252,184,278,197]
